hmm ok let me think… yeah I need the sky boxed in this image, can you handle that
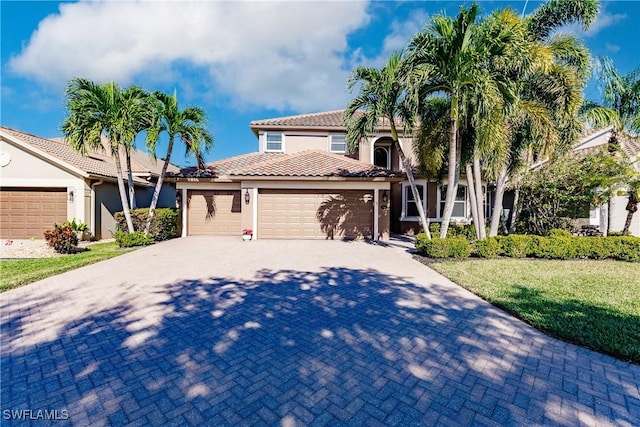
[1,0,639,167]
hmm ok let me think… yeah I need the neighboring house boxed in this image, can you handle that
[0,127,177,240]
[569,127,640,236]
[171,110,486,240]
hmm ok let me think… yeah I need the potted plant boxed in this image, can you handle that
[242,228,253,241]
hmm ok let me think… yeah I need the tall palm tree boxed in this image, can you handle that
[61,79,151,233]
[488,0,598,236]
[344,50,432,239]
[407,3,525,238]
[582,58,640,234]
[144,90,214,233]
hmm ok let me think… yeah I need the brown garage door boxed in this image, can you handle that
[258,189,373,239]
[0,188,67,239]
[187,190,241,235]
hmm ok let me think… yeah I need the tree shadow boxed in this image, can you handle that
[2,267,639,426]
[316,194,373,240]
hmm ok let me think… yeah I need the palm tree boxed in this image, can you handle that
[61,79,152,233]
[488,0,598,236]
[407,3,527,238]
[582,58,640,234]
[144,90,214,233]
[344,50,432,239]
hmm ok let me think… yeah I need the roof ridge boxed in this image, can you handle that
[250,109,346,125]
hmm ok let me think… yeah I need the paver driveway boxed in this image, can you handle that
[1,237,639,426]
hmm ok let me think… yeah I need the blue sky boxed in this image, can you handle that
[1,1,639,167]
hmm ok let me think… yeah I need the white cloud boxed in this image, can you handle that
[585,9,626,36]
[8,0,371,112]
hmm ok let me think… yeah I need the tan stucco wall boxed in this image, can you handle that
[284,134,329,153]
[0,139,88,226]
[610,195,640,236]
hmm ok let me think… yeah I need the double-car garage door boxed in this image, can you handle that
[0,188,68,239]
[187,189,373,239]
[259,189,372,239]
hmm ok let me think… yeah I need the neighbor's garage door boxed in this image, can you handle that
[187,190,241,235]
[258,189,373,239]
[0,188,67,239]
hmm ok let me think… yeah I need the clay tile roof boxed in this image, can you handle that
[176,152,285,178]
[230,150,400,178]
[620,134,640,157]
[1,126,176,182]
[249,109,403,132]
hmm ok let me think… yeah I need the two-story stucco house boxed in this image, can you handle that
[172,110,486,240]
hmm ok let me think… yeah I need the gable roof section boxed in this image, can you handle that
[249,109,403,133]
[1,126,178,182]
[573,127,640,158]
[175,150,401,179]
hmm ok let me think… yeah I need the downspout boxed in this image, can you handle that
[91,179,104,238]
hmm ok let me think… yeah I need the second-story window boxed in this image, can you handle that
[265,132,284,152]
[329,134,347,153]
[374,146,390,169]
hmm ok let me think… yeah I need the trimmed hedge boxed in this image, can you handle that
[115,208,180,241]
[115,230,154,248]
[415,233,640,262]
[415,235,471,258]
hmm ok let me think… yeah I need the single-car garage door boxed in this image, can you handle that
[258,189,373,239]
[0,188,67,239]
[187,190,241,235]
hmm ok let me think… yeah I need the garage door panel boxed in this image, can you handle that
[0,189,67,239]
[258,189,372,240]
[187,190,242,236]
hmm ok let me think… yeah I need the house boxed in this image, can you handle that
[0,127,177,240]
[172,110,486,240]
[570,127,640,236]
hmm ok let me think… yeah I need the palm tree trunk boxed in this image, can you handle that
[441,99,460,238]
[390,125,431,239]
[125,146,136,209]
[489,165,508,237]
[465,163,480,239]
[113,148,135,233]
[622,198,637,235]
[144,136,175,234]
[509,188,521,234]
[473,154,486,239]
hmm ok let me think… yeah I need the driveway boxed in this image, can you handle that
[1,237,639,426]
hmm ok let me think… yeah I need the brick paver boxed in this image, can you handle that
[1,236,639,426]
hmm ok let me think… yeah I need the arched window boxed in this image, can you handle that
[373,146,390,169]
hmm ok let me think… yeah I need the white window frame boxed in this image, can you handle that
[438,184,468,219]
[401,180,427,221]
[329,134,347,153]
[264,132,284,152]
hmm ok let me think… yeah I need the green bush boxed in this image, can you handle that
[44,224,79,254]
[415,235,471,258]
[448,237,472,258]
[497,235,534,258]
[115,208,180,241]
[115,230,153,248]
[548,228,572,238]
[473,238,501,258]
[609,237,640,262]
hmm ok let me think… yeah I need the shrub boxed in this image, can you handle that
[548,228,572,238]
[44,224,78,254]
[497,235,534,258]
[415,235,471,258]
[64,218,89,232]
[115,230,153,248]
[115,208,180,241]
[448,237,472,258]
[609,237,640,262]
[473,238,501,258]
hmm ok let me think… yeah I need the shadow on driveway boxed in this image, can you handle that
[2,266,639,426]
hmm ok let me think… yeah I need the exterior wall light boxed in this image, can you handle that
[244,189,250,205]
[382,191,389,204]
[69,190,74,203]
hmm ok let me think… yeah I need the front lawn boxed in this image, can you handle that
[0,242,131,292]
[422,258,640,363]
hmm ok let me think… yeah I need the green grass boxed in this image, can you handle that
[1,242,132,292]
[424,258,640,363]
